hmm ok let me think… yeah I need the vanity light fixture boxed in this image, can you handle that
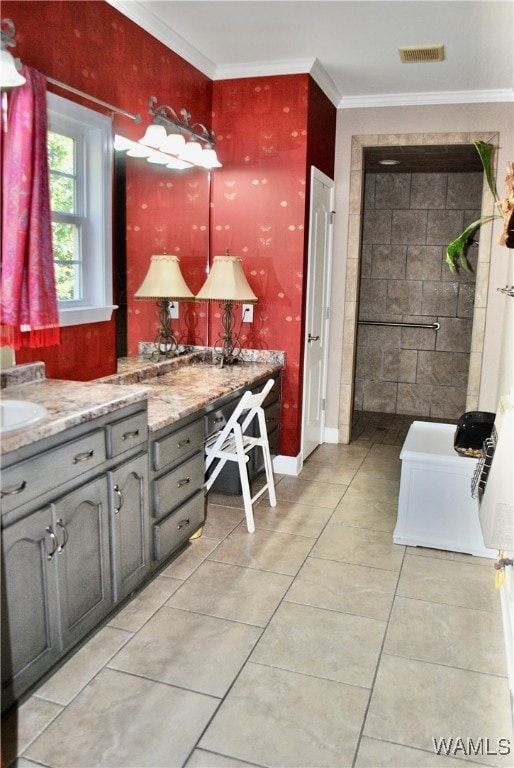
[134,255,195,360]
[196,252,257,365]
[0,19,25,89]
[137,96,222,170]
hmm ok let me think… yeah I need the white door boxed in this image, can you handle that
[302,167,335,460]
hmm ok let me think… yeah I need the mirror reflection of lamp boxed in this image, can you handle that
[134,254,195,360]
[196,252,257,365]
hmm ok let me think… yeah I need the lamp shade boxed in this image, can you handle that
[196,255,257,303]
[134,255,195,300]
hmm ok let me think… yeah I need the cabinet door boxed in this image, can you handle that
[108,454,151,602]
[52,476,112,650]
[1,508,60,712]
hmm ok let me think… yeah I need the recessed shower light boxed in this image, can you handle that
[379,159,400,166]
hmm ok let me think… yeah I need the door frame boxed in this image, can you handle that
[301,166,335,461]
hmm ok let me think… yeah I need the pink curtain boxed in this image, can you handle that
[1,65,60,350]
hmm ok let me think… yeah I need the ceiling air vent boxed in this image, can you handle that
[398,45,445,63]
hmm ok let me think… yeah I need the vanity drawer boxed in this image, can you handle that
[152,418,203,472]
[205,402,237,437]
[1,430,106,515]
[151,453,205,519]
[106,411,148,458]
[153,491,205,561]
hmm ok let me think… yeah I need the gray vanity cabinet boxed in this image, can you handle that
[1,402,149,713]
[108,453,150,602]
[52,475,112,650]
[1,506,61,710]
[150,414,206,564]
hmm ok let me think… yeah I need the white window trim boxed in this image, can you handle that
[47,93,117,326]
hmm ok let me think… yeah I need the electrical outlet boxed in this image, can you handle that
[242,304,254,323]
[168,301,179,319]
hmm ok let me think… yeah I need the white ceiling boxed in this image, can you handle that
[108,0,514,107]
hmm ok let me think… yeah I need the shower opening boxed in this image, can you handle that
[338,135,494,444]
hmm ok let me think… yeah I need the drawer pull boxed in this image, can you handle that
[177,438,191,448]
[46,526,58,560]
[1,480,27,498]
[122,429,140,441]
[56,519,69,553]
[72,449,94,464]
[177,477,190,488]
[177,518,190,530]
[213,416,224,424]
[266,416,276,423]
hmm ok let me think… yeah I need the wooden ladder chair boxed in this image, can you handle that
[205,378,277,532]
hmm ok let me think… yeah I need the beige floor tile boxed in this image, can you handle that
[307,441,370,467]
[343,473,400,503]
[109,574,183,632]
[251,601,385,688]
[254,498,334,537]
[209,525,314,576]
[312,521,405,571]
[203,503,245,538]
[355,735,471,767]
[364,654,514,766]
[186,750,256,767]
[167,559,292,626]
[274,476,347,508]
[34,625,131,706]
[407,545,495,566]
[24,668,218,768]
[199,661,369,767]
[160,534,221,580]
[1,697,63,766]
[332,496,397,533]
[398,553,502,612]
[385,596,509,676]
[285,556,398,620]
[108,604,262,697]
[298,460,356,485]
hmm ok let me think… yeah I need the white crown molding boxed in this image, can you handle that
[338,89,514,109]
[106,0,217,78]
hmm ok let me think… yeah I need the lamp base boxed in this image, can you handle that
[145,300,180,361]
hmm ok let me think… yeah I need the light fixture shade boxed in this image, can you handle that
[197,148,222,169]
[160,132,186,154]
[140,123,167,148]
[126,142,152,157]
[134,255,195,300]
[0,48,25,88]
[179,139,203,163]
[196,255,257,303]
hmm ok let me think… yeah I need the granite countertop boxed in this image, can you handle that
[1,350,284,455]
[0,371,152,455]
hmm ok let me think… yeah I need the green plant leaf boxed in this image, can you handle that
[445,215,498,273]
[474,141,498,202]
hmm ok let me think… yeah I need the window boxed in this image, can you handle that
[47,93,116,325]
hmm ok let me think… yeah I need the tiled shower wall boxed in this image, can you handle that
[354,171,483,420]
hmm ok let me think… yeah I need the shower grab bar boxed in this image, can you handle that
[358,320,440,331]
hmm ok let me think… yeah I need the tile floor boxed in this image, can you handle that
[2,416,513,768]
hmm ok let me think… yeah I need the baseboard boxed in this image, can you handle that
[323,427,339,444]
[273,453,303,476]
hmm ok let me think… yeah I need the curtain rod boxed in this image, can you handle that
[46,76,142,123]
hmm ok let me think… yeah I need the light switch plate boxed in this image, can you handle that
[168,301,179,319]
[242,304,254,322]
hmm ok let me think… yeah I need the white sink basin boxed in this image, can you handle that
[0,399,48,434]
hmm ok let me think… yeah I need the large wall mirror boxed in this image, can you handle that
[114,153,211,358]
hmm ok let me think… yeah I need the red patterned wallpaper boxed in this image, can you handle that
[8,0,212,378]
[5,2,336,458]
